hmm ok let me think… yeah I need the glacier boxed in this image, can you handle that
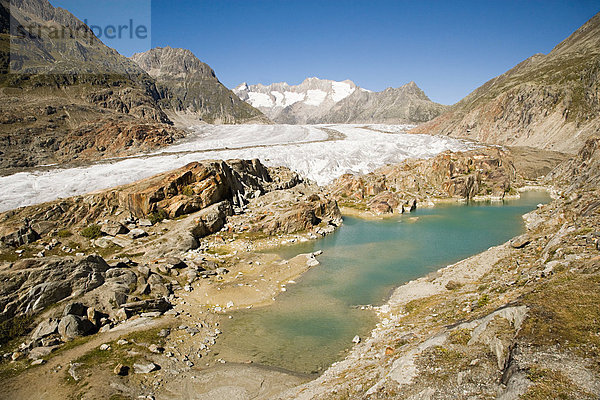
[0,124,476,212]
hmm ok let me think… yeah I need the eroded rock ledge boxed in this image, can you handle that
[329,147,523,216]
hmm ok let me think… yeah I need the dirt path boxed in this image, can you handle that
[3,317,168,400]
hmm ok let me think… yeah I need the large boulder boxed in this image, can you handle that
[58,315,96,340]
[31,318,59,340]
[100,221,129,236]
[0,225,40,247]
[0,255,110,323]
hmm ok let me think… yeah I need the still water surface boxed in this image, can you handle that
[214,191,550,374]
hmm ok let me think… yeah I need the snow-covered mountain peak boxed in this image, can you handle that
[233,77,359,123]
[232,78,445,124]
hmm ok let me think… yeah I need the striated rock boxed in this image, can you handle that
[100,221,128,236]
[58,315,95,340]
[510,234,531,249]
[0,255,109,322]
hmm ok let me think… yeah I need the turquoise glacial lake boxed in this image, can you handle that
[214,191,550,374]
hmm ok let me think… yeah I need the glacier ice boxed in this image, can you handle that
[0,124,476,212]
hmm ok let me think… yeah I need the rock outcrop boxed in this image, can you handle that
[329,147,519,215]
[0,158,303,242]
[411,12,600,153]
[0,255,109,322]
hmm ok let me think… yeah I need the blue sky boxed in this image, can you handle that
[52,0,599,105]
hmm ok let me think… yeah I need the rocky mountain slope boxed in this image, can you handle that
[234,78,447,124]
[322,81,448,124]
[0,0,266,171]
[131,47,269,125]
[411,12,600,153]
[0,0,184,169]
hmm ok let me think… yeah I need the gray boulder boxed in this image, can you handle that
[0,255,109,321]
[100,221,129,236]
[58,315,95,340]
[31,318,59,340]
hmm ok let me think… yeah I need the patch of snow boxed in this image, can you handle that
[331,81,355,102]
[283,91,305,107]
[271,91,284,107]
[0,125,475,212]
[304,89,328,106]
[284,91,306,107]
[234,82,248,91]
[247,92,273,108]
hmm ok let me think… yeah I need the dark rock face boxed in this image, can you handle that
[63,302,87,317]
[0,255,109,322]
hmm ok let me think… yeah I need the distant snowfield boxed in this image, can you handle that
[0,124,476,212]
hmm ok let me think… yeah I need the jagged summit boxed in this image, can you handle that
[131,47,217,79]
[234,77,446,124]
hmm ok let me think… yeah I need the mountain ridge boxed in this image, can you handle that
[411,12,600,153]
[234,77,447,124]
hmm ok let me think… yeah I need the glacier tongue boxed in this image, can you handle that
[0,124,476,212]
